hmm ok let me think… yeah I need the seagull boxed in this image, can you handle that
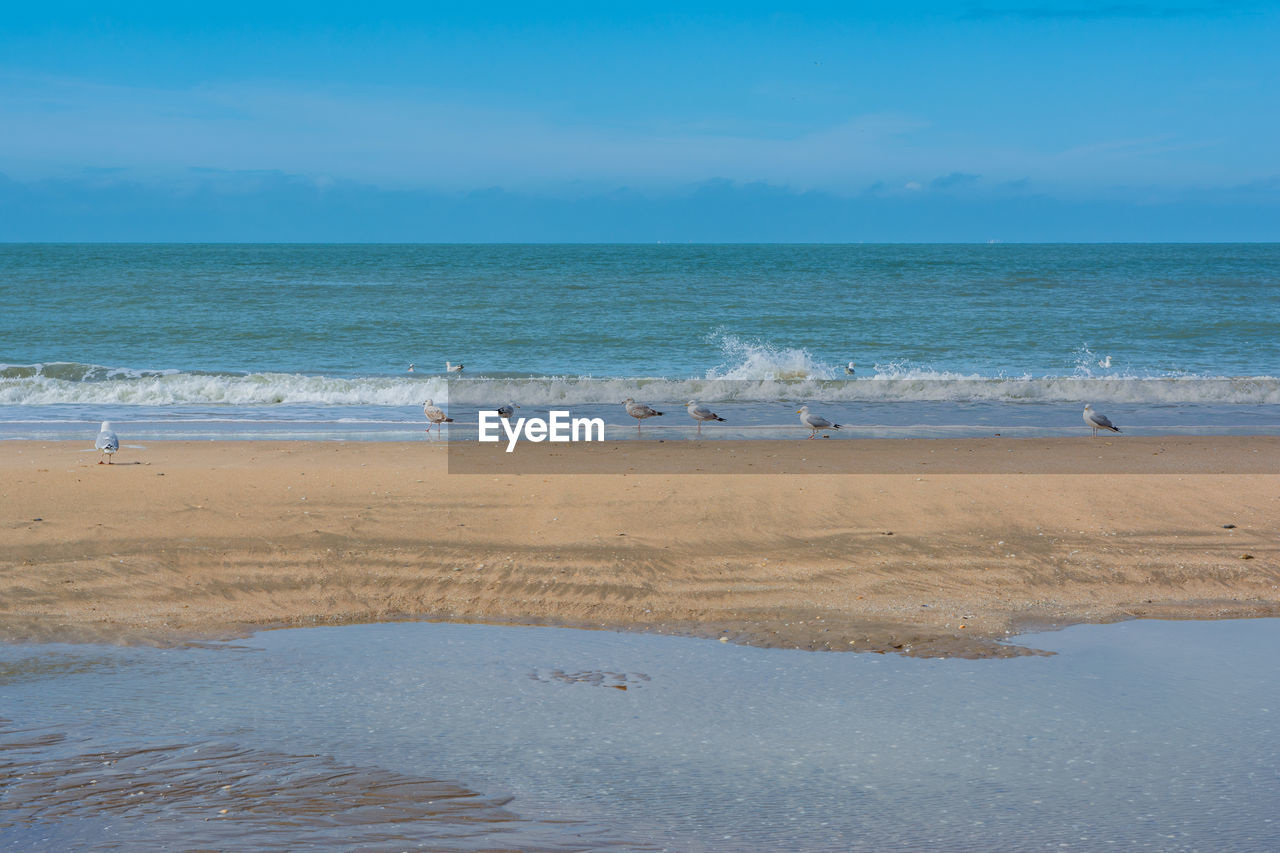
[407,363,415,373]
[797,405,841,439]
[423,399,454,434]
[845,361,856,375]
[446,361,464,373]
[496,403,520,419]
[623,398,663,431]
[1083,404,1121,437]
[686,401,726,434]
[95,421,119,464]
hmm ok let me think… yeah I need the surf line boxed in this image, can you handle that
[478,410,606,452]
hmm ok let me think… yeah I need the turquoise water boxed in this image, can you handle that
[2,243,1278,438]
[3,619,1279,851]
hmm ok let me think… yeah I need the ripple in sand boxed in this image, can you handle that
[0,722,650,851]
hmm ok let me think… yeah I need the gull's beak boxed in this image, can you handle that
[795,409,803,414]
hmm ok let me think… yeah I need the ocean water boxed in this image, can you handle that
[3,618,1279,851]
[2,243,1277,439]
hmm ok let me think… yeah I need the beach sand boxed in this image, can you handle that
[2,438,1277,656]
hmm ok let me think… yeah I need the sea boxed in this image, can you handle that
[2,243,1278,440]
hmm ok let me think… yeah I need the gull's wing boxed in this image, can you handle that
[1089,411,1117,430]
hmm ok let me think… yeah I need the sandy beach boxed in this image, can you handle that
[2,437,1277,657]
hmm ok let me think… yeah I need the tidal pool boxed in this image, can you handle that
[2,618,1278,851]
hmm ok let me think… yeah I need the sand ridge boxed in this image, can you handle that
[2,438,1277,656]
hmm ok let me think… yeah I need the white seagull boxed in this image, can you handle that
[445,361,464,373]
[496,403,520,419]
[845,361,856,375]
[1083,404,1121,437]
[797,405,841,439]
[423,399,454,434]
[686,401,726,434]
[95,421,120,464]
[623,398,663,431]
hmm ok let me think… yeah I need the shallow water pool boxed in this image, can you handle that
[3,618,1278,851]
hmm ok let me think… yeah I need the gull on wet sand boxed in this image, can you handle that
[686,401,726,434]
[423,399,454,434]
[95,421,119,464]
[797,405,841,439]
[1083,404,1121,437]
[496,403,520,419]
[446,362,464,373]
[623,398,663,431]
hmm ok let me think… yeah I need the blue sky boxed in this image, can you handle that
[2,2,1277,240]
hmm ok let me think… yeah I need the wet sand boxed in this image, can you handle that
[2,438,1277,656]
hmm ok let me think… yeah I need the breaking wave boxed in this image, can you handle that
[3,362,1278,406]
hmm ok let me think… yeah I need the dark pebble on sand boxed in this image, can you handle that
[1223,524,1236,529]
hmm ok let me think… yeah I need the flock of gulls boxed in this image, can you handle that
[412,361,1124,439]
[87,359,1125,459]
[87,403,1124,463]
[421,398,1123,440]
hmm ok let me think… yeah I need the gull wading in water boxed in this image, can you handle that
[1083,404,1121,437]
[845,361,856,375]
[686,400,726,434]
[623,398,663,432]
[407,363,415,373]
[95,421,120,464]
[446,361,464,373]
[496,403,520,419]
[797,405,841,439]
[423,399,454,434]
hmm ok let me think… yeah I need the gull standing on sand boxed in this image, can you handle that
[623,398,663,431]
[686,401,725,434]
[845,361,856,375]
[797,405,841,439]
[95,421,119,464]
[423,399,454,434]
[446,361,464,373]
[496,403,520,419]
[1083,404,1121,437]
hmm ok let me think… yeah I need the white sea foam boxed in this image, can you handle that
[0,363,449,407]
[705,334,838,380]
[2,362,1278,407]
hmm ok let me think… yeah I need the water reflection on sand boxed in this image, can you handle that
[3,618,1279,851]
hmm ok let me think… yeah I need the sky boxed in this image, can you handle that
[1,1,1277,241]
